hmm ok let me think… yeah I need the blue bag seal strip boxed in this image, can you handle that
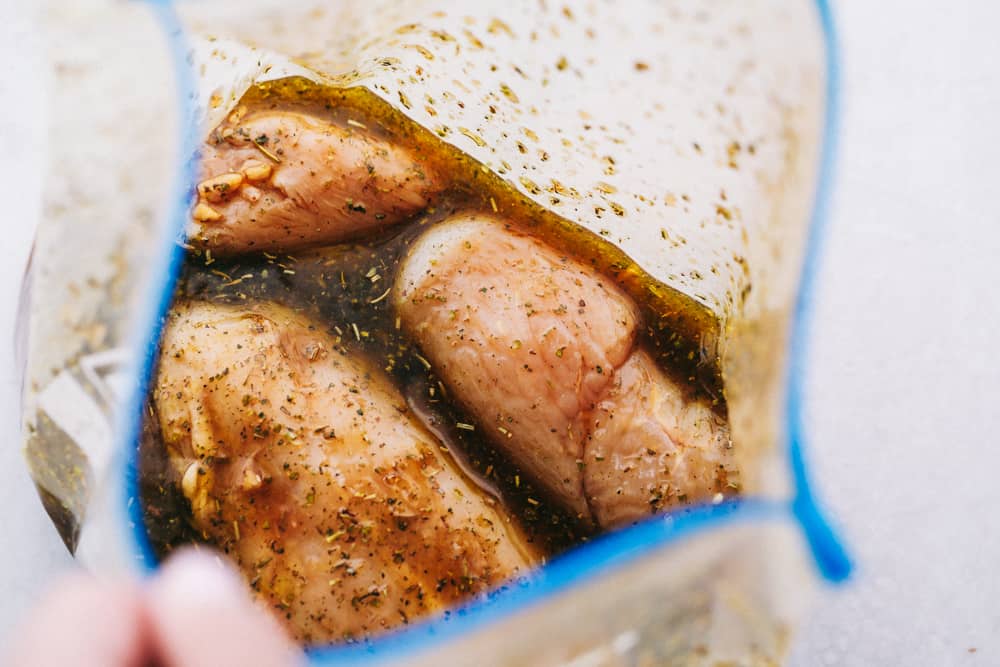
[117,0,851,661]
[785,0,853,584]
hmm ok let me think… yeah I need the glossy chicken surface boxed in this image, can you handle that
[153,91,742,643]
[396,216,735,528]
[582,350,734,527]
[189,108,444,255]
[154,301,535,643]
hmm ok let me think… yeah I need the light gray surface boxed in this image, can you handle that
[786,2,1000,665]
[1,1,998,664]
[0,0,77,644]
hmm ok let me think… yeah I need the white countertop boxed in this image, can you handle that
[0,0,77,634]
[1,2,998,665]
[786,2,1000,664]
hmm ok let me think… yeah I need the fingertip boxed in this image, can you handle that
[4,570,148,667]
[147,548,302,667]
[149,548,246,606]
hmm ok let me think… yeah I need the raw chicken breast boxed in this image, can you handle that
[154,300,534,643]
[582,350,734,528]
[396,215,734,528]
[395,216,638,521]
[190,108,443,255]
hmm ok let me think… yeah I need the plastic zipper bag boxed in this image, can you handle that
[20,1,849,664]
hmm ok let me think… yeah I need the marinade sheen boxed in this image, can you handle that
[142,79,737,644]
[191,108,445,255]
[154,301,535,642]
[395,216,734,529]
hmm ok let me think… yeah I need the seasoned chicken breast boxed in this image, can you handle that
[582,350,734,527]
[190,108,443,255]
[395,216,735,528]
[394,216,637,522]
[154,301,534,643]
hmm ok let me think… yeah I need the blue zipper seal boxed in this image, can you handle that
[118,1,852,662]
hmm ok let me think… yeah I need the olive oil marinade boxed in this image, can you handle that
[140,78,728,565]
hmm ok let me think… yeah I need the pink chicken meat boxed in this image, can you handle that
[154,301,534,643]
[189,108,444,255]
[159,95,738,642]
[395,215,736,528]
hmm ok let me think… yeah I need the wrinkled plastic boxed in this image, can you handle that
[20,1,849,664]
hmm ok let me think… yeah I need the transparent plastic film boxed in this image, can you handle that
[21,0,183,567]
[20,1,847,665]
[172,0,825,498]
[390,514,816,667]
